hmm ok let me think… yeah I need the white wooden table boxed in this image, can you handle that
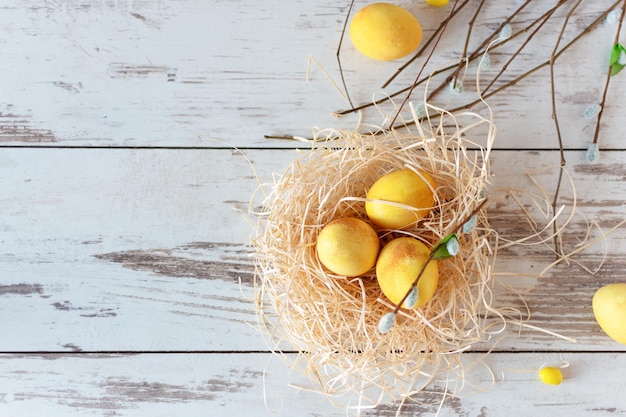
[1,1,626,415]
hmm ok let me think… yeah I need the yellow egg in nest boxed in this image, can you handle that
[375,237,439,309]
[349,3,423,61]
[316,217,380,277]
[365,168,436,229]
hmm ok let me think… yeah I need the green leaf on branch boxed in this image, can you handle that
[432,234,460,260]
[610,43,626,76]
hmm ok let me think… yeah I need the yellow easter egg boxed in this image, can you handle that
[592,283,626,345]
[375,237,438,308]
[365,168,436,229]
[349,3,423,61]
[426,0,449,6]
[316,217,380,277]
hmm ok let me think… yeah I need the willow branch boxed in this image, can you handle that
[550,0,583,256]
[426,0,533,102]
[267,1,621,141]
[483,0,569,95]
[389,0,461,128]
[391,199,488,315]
[335,0,555,117]
[383,0,622,133]
[592,0,626,145]
[336,0,356,110]
[462,0,485,60]
[381,0,471,89]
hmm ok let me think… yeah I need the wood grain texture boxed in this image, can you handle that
[1,352,625,416]
[1,148,624,352]
[0,1,625,148]
[2,1,626,415]
[1,147,262,351]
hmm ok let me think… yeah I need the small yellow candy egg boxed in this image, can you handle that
[539,367,563,386]
[426,0,449,6]
[349,3,423,61]
[592,283,626,344]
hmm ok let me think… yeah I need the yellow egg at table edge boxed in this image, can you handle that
[349,3,423,61]
[375,237,438,308]
[316,217,380,277]
[366,168,436,229]
[592,283,626,345]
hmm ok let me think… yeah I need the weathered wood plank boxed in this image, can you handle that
[0,148,262,351]
[1,1,625,414]
[1,148,624,352]
[1,352,625,416]
[0,1,624,148]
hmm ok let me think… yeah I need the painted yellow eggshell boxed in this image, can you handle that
[592,283,626,345]
[316,217,380,277]
[349,3,423,61]
[426,0,449,6]
[375,237,438,308]
[365,168,436,229]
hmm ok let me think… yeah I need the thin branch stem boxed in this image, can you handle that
[426,0,533,102]
[382,0,622,133]
[389,0,461,128]
[336,0,356,110]
[335,3,562,118]
[592,0,626,145]
[482,0,569,96]
[335,62,459,117]
[381,0,471,89]
[448,0,486,89]
[391,199,488,315]
[267,1,622,142]
[462,0,485,61]
[550,0,583,256]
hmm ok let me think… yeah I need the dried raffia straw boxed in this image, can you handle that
[251,98,505,410]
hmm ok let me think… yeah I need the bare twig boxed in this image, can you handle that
[482,0,569,95]
[383,0,622,133]
[381,0,471,89]
[426,0,533,102]
[336,0,547,117]
[462,0,485,60]
[336,0,356,110]
[267,1,622,142]
[335,62,459,117]
[549,0,583,256]
[451,0,486,89]
[389,0,461,128]
[592,0,626,145]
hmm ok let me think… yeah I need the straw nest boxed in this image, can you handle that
[252,108,501,407]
